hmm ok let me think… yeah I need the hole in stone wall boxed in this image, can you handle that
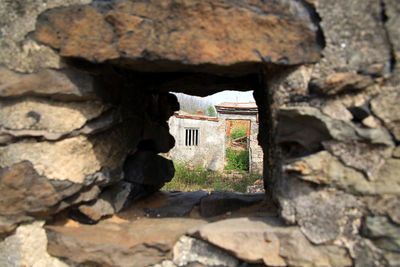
[56,58,275,224]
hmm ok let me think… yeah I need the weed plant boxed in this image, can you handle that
[162,162,261,193]
[225,148,249,171]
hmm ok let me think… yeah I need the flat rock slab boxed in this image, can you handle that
[35,0,322,72]
[188,217,350,266]
[140,191,208,218]
[46,217,207,267]
[199,191,265,217]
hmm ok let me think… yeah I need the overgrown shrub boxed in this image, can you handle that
[225,148,249,171]
[230,125,247,140]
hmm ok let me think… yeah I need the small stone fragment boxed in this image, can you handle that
[173,235,239,267]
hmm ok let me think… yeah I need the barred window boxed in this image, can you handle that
[185,128,199,146]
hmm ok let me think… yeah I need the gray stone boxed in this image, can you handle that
[365,195,400,224]
[0,0,92,73]
[371,89,400,141]
[354,238,388,267]
[0,221,68,267]
[143,191,208,218]
[321,101,353,122]
[384,252,400,267]
[277,107,393,154]
[383,0,400,63]
[313,0,391,79]
[394,146,400,158]
[104,181,144,213]
[323,140,393,180]
[189,217,347,266]
[78,198,115,222]
[294,190,359,245]
[363,216,400,252]
[283,151,400,195]
[173,235,239,267]
[199,192,265,218]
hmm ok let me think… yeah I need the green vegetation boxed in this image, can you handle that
[207,105,216,117]
[225,148,249,171]
[162,162,261,193]
[230,125,247,140]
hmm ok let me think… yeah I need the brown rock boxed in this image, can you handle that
[36,0,322,71]
[0,67,98,100]
[46,218,207,267]
[311,72,374,95]
[36,5,119,62]
[0,162,59,234]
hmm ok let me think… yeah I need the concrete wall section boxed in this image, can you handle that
[168,116,225,171]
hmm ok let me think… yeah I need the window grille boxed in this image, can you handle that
[185,128,199,146]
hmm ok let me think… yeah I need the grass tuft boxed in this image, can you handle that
[162,162,262,193]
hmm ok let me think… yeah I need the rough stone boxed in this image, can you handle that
[313,0,391,79]
[362,115,381,129]
[393,146,400,158]
[46,218,207,267]
[310,72,374,95]
[277,106,393,154]
[173,235,239,267]
[363,216,400,252]
[365,195,400,224]
[199,192,265,218]
[383,0,400,63]
[270,65,314,106]
[78,198,115,222]
[277,175,362,244]
[0,97,104,136]
[371,89,400,141]
[35,0,322,72]
[321,101,353,122]
[189,217,348,266]
[0,123,139,183]
[0,162,59,234]
[0,67,98,100]
[142,191,208,218]
[124,150,175,187]
[0,0,92,73]
[293,189,358,244]
[353,238,388,267]
[323,140,393,180]
[283,151,400,195]
[0,221,68,267]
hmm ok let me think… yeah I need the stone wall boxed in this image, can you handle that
[0,0,399,266]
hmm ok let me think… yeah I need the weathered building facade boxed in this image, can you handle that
[168,103,263,173]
